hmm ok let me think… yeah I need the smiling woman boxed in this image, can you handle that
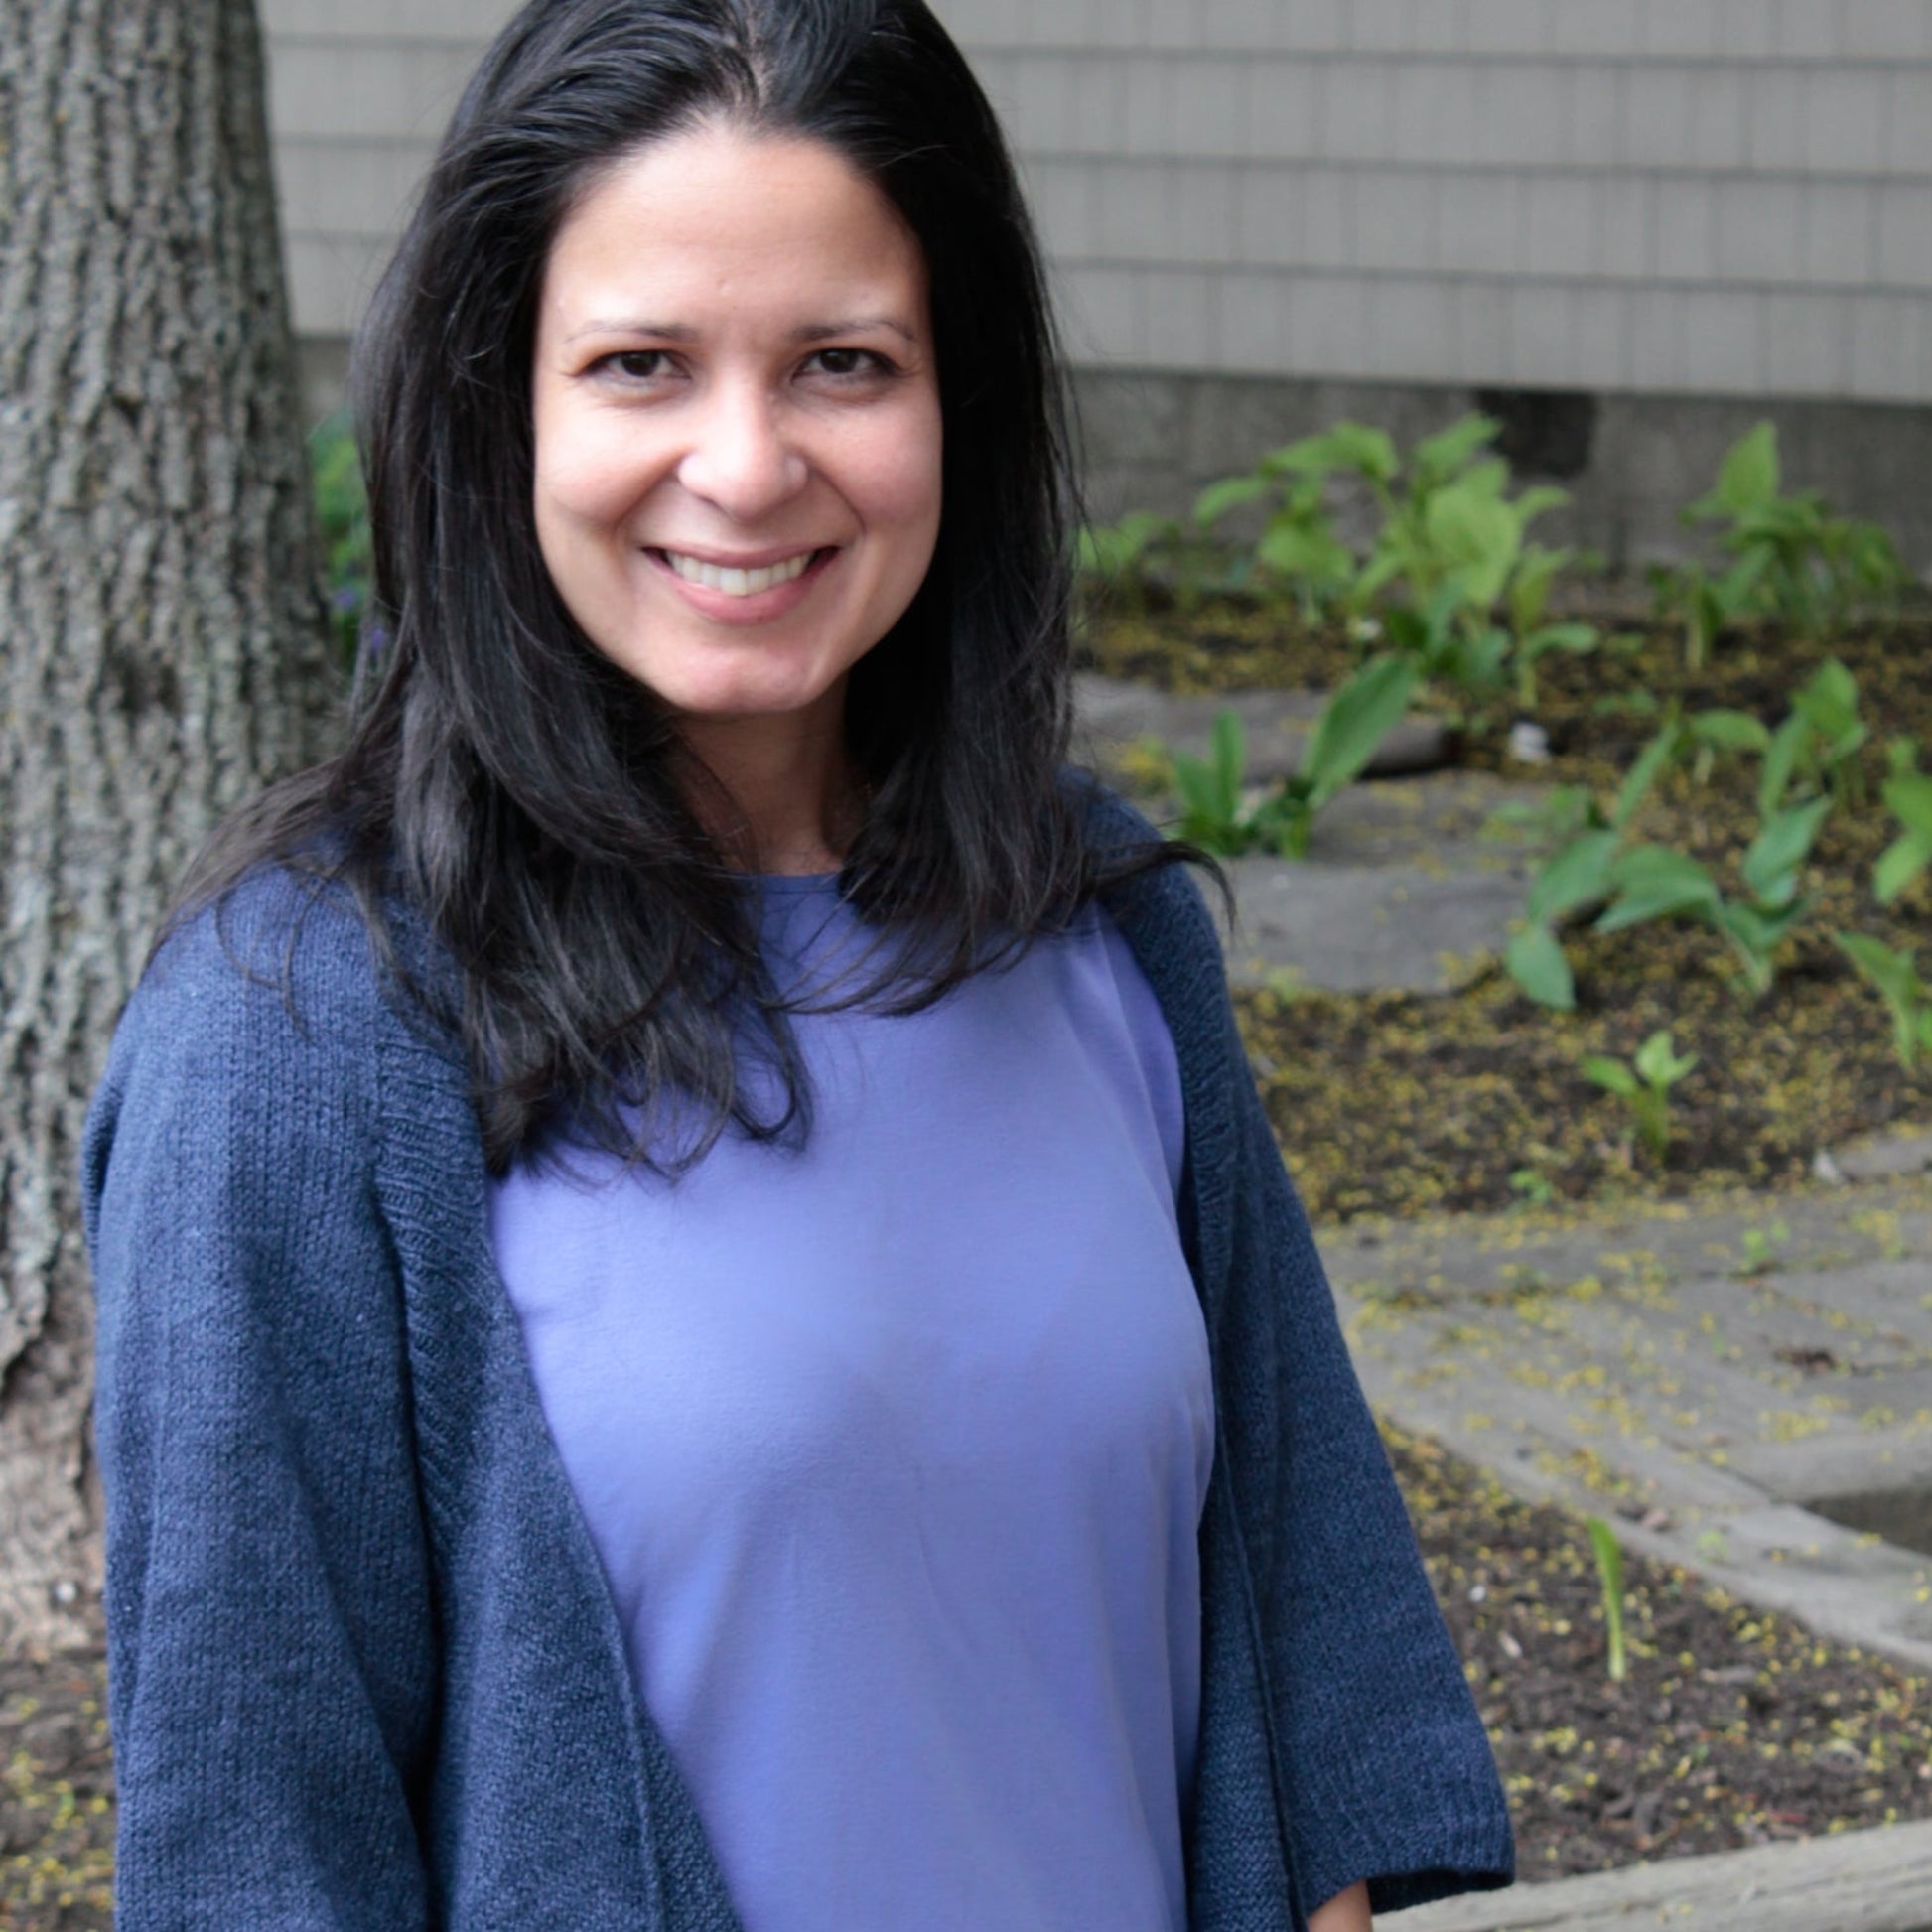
[529,127,944,868]
[80,3,1514,1929]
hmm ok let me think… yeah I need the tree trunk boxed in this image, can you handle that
[0,0,333,1654]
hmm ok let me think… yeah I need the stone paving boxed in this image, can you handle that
[1075,674,1932,1925]
[1074,671,1555,993]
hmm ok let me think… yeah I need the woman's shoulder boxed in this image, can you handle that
[124,864,392,1064]
[93,864,452,1164]
[1066,773,1228,994]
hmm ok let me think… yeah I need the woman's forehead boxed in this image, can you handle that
[540,127,927,333]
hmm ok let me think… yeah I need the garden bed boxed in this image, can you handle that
[1082,605,1932,1224]
[1392,1423,1932,1879]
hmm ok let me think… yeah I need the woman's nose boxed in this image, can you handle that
[674,382,809,523]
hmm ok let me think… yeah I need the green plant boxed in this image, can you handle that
[1503,716,1685,1011]
[1505,541,1598,709]
[1646,554,1767,673]
[310,409,371,668]
[1167,657,1419,859]
[1508,1168,1557,1209]
[1874,740,1932,906]
[1834,934,1932,1070]
[1262,655,1420,857]
[1605,793,1832,1000]
[1077,510,1226,616]
[1170,708,1256,852]
[1683,422,1912,642]
[1190,424,1379,622]
[1582,1029,1697,1165]
[1770,657,1869,809]
[1584,1516,1628,1683]
[1735,1219,1791,1278]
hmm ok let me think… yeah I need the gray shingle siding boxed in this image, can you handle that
[263,0,1932,401]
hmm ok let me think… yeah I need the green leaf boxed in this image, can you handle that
[1611,720,1685,831]
[1414,414,1500,484]
[1715,548,1770,616]
[1192,473,1272,530]
[1299,655,1419,807]
[1528,830,1619,925]
[1425,485,1522,610]
[1883,773,1932,844]
[1741,796,1831,903]
[1256,520,1355,586]
[1837,931,1917,1005]
[1210,708,1244,806]
[1586,1516,1628,1683]
[1634,1029,1697,1089]
[1596,845,1721,932]
[1874,834,1932,906]
[1506,924,1576,1011]
[1758,713,1811,819]
[1509,484,1570,531]
[1268,423,1400,483]
[1715,422,1781,517]
[1583,1056,1640,1097]
[1691,709,1772,756]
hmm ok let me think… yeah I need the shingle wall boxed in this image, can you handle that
[263,0,1932,402]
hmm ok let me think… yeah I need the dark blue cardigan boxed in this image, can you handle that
[82,801,1513,1930]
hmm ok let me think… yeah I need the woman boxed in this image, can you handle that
[82,2,1514,1927]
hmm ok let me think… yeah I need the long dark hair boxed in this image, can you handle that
[178,0,1191,1173]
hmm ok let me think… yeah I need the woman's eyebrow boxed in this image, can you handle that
[563,319,698,345]
[561,316,919,345]
[790,316,919,345]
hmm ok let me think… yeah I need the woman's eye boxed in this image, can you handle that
[807,347,887,379]
[602,350,673,381]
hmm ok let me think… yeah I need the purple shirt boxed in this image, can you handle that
[489,879,1211,1932]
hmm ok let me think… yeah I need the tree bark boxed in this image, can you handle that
[0,0,333,1654]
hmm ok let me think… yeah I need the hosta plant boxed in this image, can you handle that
[1683,422,1912,642]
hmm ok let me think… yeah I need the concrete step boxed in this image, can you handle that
[1400,1816,1932,1932]
[1322,1163,1932,1675]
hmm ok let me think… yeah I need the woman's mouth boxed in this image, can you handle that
[655,548,826,598]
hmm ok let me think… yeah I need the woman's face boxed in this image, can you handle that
[529,124,943,743]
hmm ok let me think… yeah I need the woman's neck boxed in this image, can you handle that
[677,691,861,876]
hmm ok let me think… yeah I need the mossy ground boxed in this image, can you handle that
[1083,601,1932,1224]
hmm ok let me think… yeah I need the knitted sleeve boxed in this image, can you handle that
[82,874,438,1930]
[1215,1049,1516,1917]
[1081,785,1514,1922]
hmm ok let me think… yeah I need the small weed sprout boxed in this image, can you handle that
[1582,1030,1698,1165]
[1735,1220,1792,1278]
[1509,1168,1557,1210]
[1584,1517,1628,1683]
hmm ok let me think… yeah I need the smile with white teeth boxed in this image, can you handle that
[660,549,819,597]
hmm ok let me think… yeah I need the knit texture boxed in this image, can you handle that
[83,792,1513,1930]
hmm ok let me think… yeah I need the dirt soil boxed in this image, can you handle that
[7,1428,1931,1919]
[1391,1423,1932,1878]
[1,1642,111,1929]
